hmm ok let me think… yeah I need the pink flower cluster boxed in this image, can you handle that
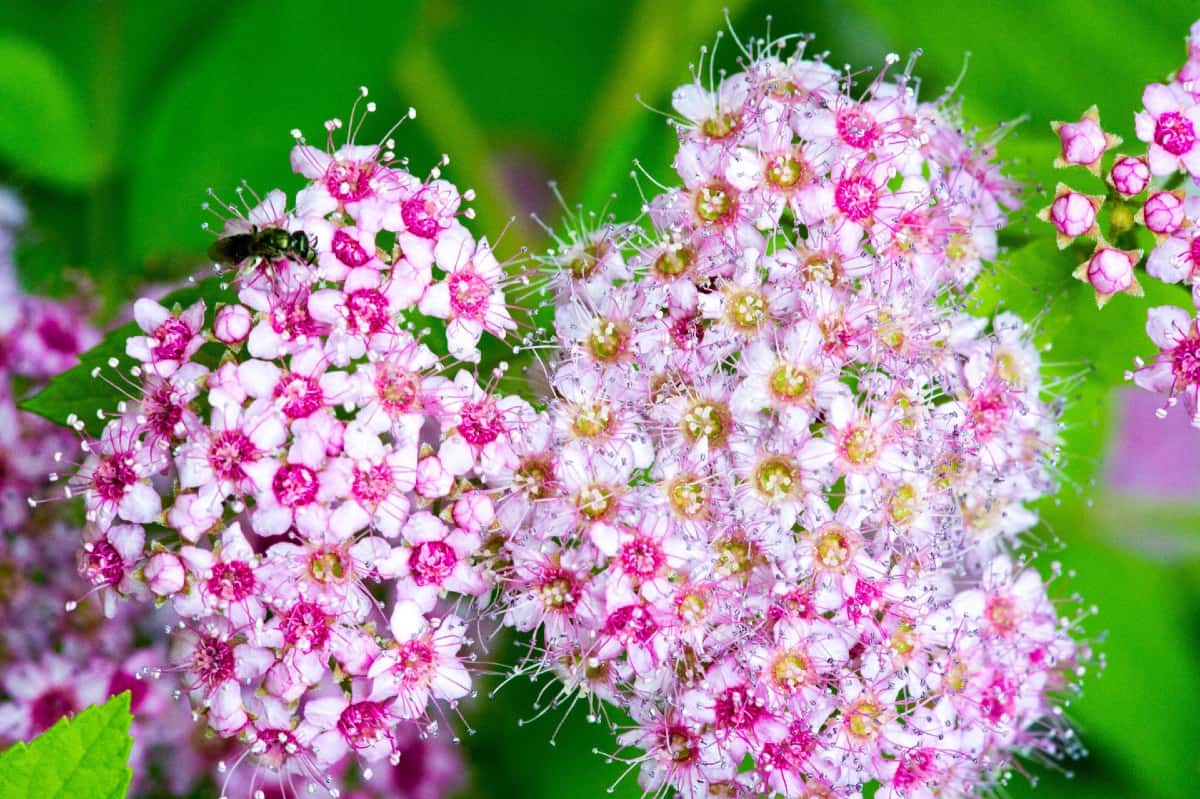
[62,98,520,794]
[494,36,1088,798]
[1043,19,1200,426]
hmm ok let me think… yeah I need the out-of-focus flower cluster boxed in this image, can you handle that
[0,189,206,795]
[495,35,1090,799]
[1042,19,1200,428]
[61,96,516,796]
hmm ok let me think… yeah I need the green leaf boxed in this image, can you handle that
[0,691,133,799]
[20,274,230,436]
[0,35,99,187]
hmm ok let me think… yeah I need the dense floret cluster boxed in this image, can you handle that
[494,35,1089,799]
[60,98,519,795]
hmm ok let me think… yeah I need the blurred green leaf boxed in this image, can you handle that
[0,35,99,187]
[129,0,421,265]
[0,691,133,799]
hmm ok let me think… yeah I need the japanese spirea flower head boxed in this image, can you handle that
[63,98,527,794]
[494,35,1090,799]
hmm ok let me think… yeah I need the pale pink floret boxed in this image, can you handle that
[367,601,471,719]
[1133,305,1200,424]
[126,298,207,377]
[394,511,485,613]
[1135,83,1200,175]
[418,227,516,361]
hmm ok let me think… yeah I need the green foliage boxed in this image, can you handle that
[0,692,133,799]
[0,36,98,187]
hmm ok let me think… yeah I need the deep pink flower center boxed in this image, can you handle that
[331,228,371,266]
[712,685,761,730]
[31,688,77,734]
[836,107,880,149]
[968,382,1012,441]
[410,540,457,586]
[352,462,395,505]
[107,670,149,713]
[893,748,935,789]
[209,429,259,483]
[669,314,705,349]
[375,364,422,415]
[37,315,79,354]
[82,540,125,586]
[337,701,389,748]
[143,383,184,439]
[603,604,658,643]
[1172,335,1200,385]
[759,723,815,771]
[402,189,443,239]
[152,317,192,361]
[274,373,323,419]
[272,463,319,508]
[393,639,435,685]
[980,677,1015,723]
[447,270,491,319]
[1189,234,1200,268]
[281,600,331,650]
[207,560,256,602]
[619,536,664,579]
[193,635,235,689]
[258,728,301,763]
[1155,111,1196,156]
[345,288,390,334]
[834,176,878,221]
[459,398,503,446]
[270,293,323,340]
[92,454,136,502]
[325,160,377,203]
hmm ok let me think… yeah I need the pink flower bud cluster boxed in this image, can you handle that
[61,98,523,795]
[1043,18,1200,426]
[493,36,1090,799]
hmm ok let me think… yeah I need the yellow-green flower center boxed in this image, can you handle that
[695,183,733,223]
[754,456,799,502]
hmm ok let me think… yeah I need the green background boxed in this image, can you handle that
[2,1,1198,797]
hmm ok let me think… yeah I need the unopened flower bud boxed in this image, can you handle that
[214,304,252,344]
[1108,155,1150,196]
[1074,244,1144,306]
[1138,190,1185,238]
[145,552,186,595]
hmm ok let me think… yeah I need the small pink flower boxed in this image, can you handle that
[126,298,207,377]
[418,227,516,361]
[367,601,471,720]
[1133,304,1200,423]
[1135,82,1200,175]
